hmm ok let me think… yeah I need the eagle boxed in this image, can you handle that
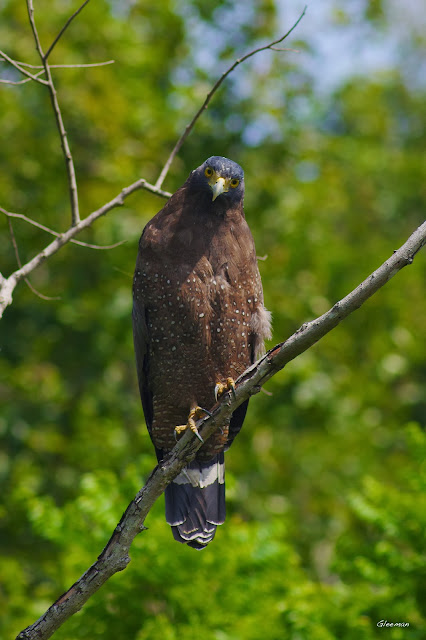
[133,156,271,549]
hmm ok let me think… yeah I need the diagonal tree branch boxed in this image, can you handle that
[1,207,126,250]
[44,0,91,60]
[154,6,307,189]
[15,220,426,640]
[0,48,49,84]
[5,59,114,69]
[0,69,45,85]
[26,0,81,226]
[0,178,171,318]
[7,218,61,301]
[0,61,114,85]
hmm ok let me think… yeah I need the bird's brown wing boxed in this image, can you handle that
[132,256,154,444]
[225,251,271,450]
[226,400,249,450]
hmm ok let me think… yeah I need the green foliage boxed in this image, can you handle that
[1,1,425,638]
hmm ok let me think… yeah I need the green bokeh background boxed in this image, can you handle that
[1,1,425,638]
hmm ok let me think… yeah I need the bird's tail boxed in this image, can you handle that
[165,453,225,549]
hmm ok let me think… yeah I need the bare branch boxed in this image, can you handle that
[0,179,171,318]
[26,0,45,58]
[0,67,47,84]
[7,219,60,302]
[154,6,307,190]
[0,61,114,85]
[68,239,127,250]
[0,49,49,85]
[21,280,61,301]
[51,60,115,69]
[0,208,126,250]
[26,0,81,226]
[15,220,426,640]
[44,0,91,61]
[10,60,115,69]
[270,47,300,52]
[1,60,113,85]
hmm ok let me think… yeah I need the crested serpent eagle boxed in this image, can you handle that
[133,156,271,549]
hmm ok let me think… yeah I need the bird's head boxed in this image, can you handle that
[189,156,245,207]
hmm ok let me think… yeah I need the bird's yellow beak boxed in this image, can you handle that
[210,176,228,201]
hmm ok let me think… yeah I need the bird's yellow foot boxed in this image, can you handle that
[175,407,211,443]
[215,377,236,402]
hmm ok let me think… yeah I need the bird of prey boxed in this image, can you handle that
[133,156,271,549]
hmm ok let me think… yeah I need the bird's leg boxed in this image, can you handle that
[214,377,237,402]
[175,406,212,443]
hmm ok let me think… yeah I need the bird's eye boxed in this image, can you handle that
[230,178,239,188]
[204,167,213,177]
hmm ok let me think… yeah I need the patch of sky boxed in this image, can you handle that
[276,0,426,93]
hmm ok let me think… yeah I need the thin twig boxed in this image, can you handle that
[15,220,426,640]
[26,0,81,226]
[0,49,49,85]
[0,70,45,85]
[8,59,115,69]
[44,0,91,60]
[154,6,307,189]
[0,61,114,85]
[7,219,61,301]
[70,239,127,250]
[47,61,115,68]
[0,208,126,250]
[112,266,133,278]
[270,47,300,52]
[260,387,273,396]
[25,0,45,59]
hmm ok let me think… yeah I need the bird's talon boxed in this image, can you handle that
[215,377,236,401]
[188,415,204,442]
[193,428,204,443]
[175,424,188,435]
[174,406,208,442]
